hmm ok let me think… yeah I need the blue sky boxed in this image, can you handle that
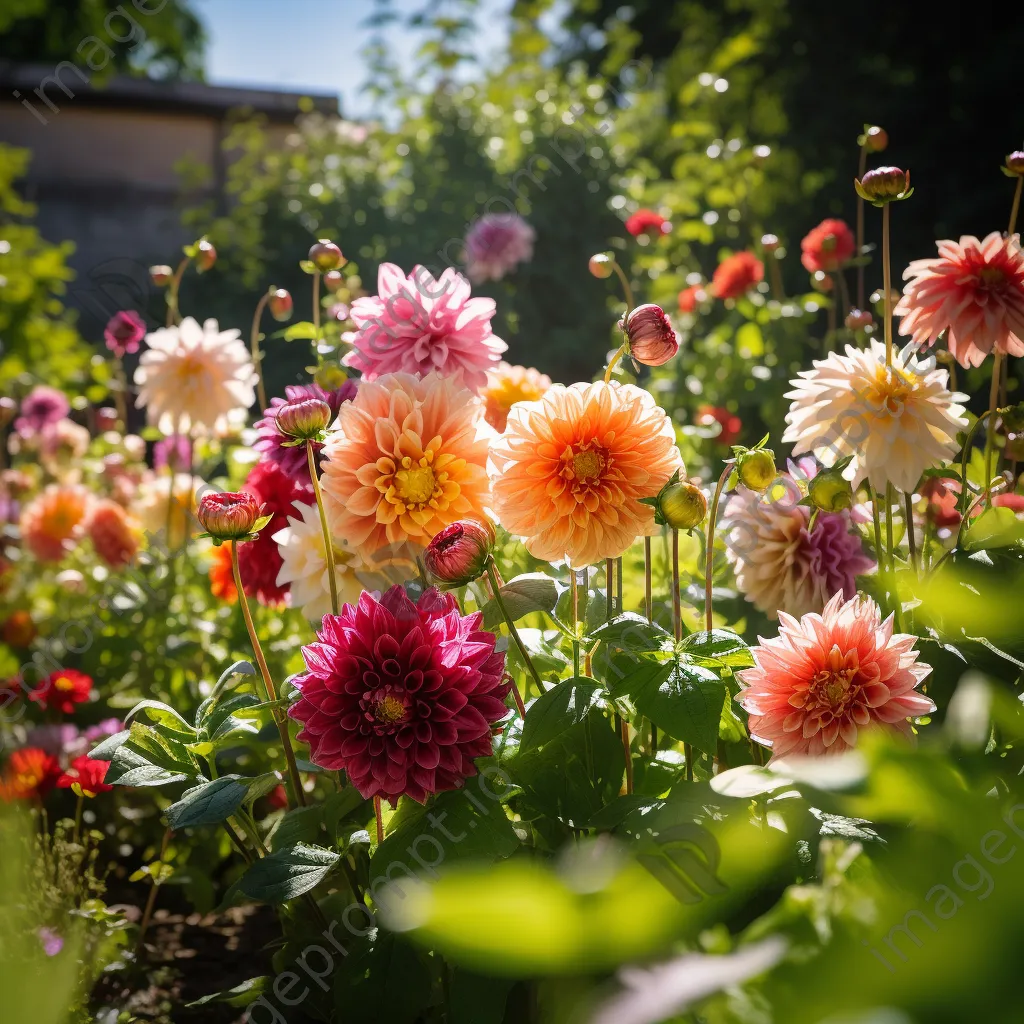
[194,0,512,115]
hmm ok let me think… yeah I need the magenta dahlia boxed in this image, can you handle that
[289,586,510,803]
[253,381,357,483]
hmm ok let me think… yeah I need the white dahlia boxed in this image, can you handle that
[782,339,967,494]
[135,317,256,436]
[272,502,372,622]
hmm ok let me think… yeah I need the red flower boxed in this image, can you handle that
[236,461,310,606]
[711,251,764,299]
[57,756,113,798]
[27,669,93,715]
[209,543,238,603]
[289,586,510,804]
[266,784,289,810]
[625,209,670,238]
[678,284,706,314]
[921,479,961,530]
[0,747,62,801]
[800,219,856,274]
[695,405,742,447]
[197,491,264,541]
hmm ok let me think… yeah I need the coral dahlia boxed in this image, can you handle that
[0,747,62,801]
[482,362,552,433]
[20,485,90,562]
[737,592,934,759]
[895,232,1024,368]
[678,284,706,314]
[463,213,536,283]
[344,264,506,392]
[711,252,763,300]
[489,381,683,567]
[320,372,491,561]
[87,499,140,568]
[800,219,856,274]
[783,339,967,494]
[289,586,510,803]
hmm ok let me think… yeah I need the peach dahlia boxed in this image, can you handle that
[489,381,683,567]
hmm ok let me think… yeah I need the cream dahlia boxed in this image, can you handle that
[273,502,371,621]
[896,232,1024,368]
[737,592,934,759]
[320,372,491,560]
[344,264,506,392]
[135,317,257,435]
[489,381,683,567]
[783,339,967,494]
[481,362,552,432]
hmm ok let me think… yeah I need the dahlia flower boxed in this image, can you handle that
[236,460,310,606]
[344,264,506,392]
[783,339,967,494]
[490,381,683,567]
[724,463,874,620]
[625,209,669,237]
[289,585,509,803]
[800,219,856,274]
[39,420,90,476]
[20,485,90,562]
[104,310,146,356]
[197,491,263,541]
[895,232,1024,368]
[27,668,93,715]
[253,381,357,484]
[711,252,763,300]
[135,472,205,549]
[14,386,69,438]
[737,592,934,759]
[273,502,368,621]
[320,372,491,560]
[58,756,113,798]
[0,747,62,801]
[423,519,494,588]
[208,543,238,603]
[481,362,552,432]
[463,213,536,283]
[87,498,141,568]
[678,284,706,314]
[135,316,257,435]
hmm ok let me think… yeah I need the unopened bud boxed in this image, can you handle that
[268,288,293,322]
[854,166,912,206]
[149,264,173,287]
[1005,151,1024,177]
[659,481,708,531]
[194,238,217,273]
[806,463,854,513]
[861,125,888,153]
[845,308,874,331]
[309,239,345,272]
[197,492,264,542]
[276,398,332,440]
[621,303,679,367]
[323,270,345,292]
[588,253,614,279]
[423,520,495,588]
[736,448,777,493]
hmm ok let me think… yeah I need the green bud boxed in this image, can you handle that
[658,481,708,531]
[736,448,777,493]
[806,462,854,513]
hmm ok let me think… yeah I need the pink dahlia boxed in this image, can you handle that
[15,386,70,438]
[344,264,507,392]
[253,381,357,483]
[896,232,1024,368]
[103,310,146,356]
[289,586,510,803]
[464,213,535,283]
[737,592,934,759]
[236,460,310,606]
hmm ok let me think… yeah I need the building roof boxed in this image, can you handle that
[0,61,339,121]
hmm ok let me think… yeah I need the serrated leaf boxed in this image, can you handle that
[520,677,603,750]
[105,743,191,787]
[237,843,340,903]
[198,693,264,741]
[165,776,251,829]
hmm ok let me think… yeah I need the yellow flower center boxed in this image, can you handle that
[809,647,859,711]
[394,464,437,506]
[373,695,407,725]
[977,265,1006,290]
[53,674,75,692]
[868,365,918,416]
[572,449,604,481]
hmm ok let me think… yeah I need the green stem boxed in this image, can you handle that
[230,540,306,808]
[856,144,868,309]
[644,537,653,623]
[610,259,635,315]
[704,464,732,633]
[1010,176,1023,237]
[307,441,339,615]
[250,291,270,411]
[904,492,918,575]
[374,796,384,846]
[671,530,681,642]
[136,828,171,954]
[570,570,581,678]
[312,271,322,360]
[485,559,535,709]
[604,342,627,383]
[165,256,190,328]
[882,202,893,369]
[983,350,1005,508]
[605,558,614,620]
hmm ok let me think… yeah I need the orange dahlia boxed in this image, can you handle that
[208,542,238,603]
[320,372,491,560]
[0,747,62,801]
[87,499,141,568]
[19,485,90,562]
[482,362,552,432]
[490,381,683,566]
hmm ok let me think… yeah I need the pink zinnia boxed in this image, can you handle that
[464,213,535,283]
[343,263,507,393]
[896,232,1024,368]
[737,592,934,759]
[289,586,510,803]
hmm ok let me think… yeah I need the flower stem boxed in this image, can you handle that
[306,441,339,616]
[165,257,190,328]
[1010,176,1023,237]
[882,202,893,370]
[570,570,581,678]
[856,143,868,309]
[644,537,653,623]
[768,255,785,301]
[249,291,270,411]
[704,464,732,633]
[671,529,681,642]
[610,259,635,316]
[113,354,129,428]
[983,350,1005,508]
[230,540,306,808]
[605,558,614,620]
[312,271,322,358]
[603,343,627,383]
[904,491,918,574]
[373,796,384,846]
[620,717,634,795]
[485,559,537,706]
[616,556,623,613]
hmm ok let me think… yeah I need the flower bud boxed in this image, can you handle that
[194,238,217,273]
[2,610,36,648]
[658,481,708,531]
[423,519,495,588]
[621,303,679,367]
[736,448,777,492]
[854,166,912,205]
[0,396,15,430]
[588,253,614,279]
[323,270,345,292]
[309,239,345,272]
[845,308,874,331]
[276,398,332,440]
[1005,151,1024,177]
[760,233,780,253]
[810,270,833,293]
[197,491,264,541]
[268,287,293,322]
[861,125,888,153]
[149,264,173,287]
[806,464,854,513]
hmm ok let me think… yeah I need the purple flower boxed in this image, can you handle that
[37,927,64,957]
[253,381,357,483]
[25,723,81,757]
[15,387,70,438]
[463,213,535,284]
[104,310,147,356]
[153,434,192,472]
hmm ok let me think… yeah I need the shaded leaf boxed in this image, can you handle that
[520,677,603,750]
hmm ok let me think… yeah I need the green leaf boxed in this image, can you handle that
[165,776,250,829]
[87,729,130,762]
[633,663,726,754]
[186,977,270,1008]
[105,743,191,787]
[126,699,197,741]
[450,971,513,1024]
[237,843,340,903]
[331,934,432,1024]
[962,507,1024,551]
[589,613,674,654]
[606,657,673,700]
[197,693,264,741]
[520,677,603,751]
[105,722,202,786]
[269,805,325,850]
[273,320,318,341]
[482,573,560,630]
[678,629,754,668]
